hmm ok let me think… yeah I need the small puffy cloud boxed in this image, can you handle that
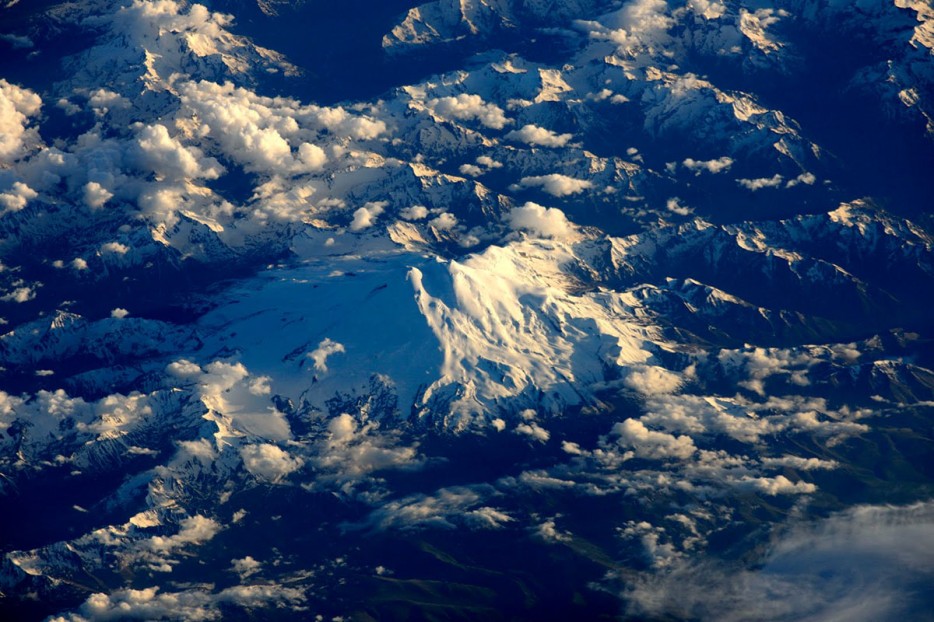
[400,205,428,220]
[56,97,81,115]
[426,94,510,129]
[0,79,41,163]
[682,156,733,174]
[507,202,576,239]
[137,186,185,223]
[687,0,727,20]
[308,338,345,373]
[786,172,816,188]
[350,201,386,232]
[167,359,202,379]
[613,418,696,460]
[110,308,129,319]
[460,155,503,177]
[737,174,784,190]
[240,443,304,482]
[428,212,457,231]
[149,515,221,554]
[587,88,615,102]
[623,365,682,395]
[71,258,89,270]
[297,142,327,171]
[738,475,817,495]
[0,181,38,214]
[1,284,37,303]
[504,124,573,147]
[512,174,593,197]
[666,197,692,216]
[475,155,502,169]
[231,556,262,579]
[536,519,571,543]
[761,455,839,471]
[100,241,130,255]
[515,421,550,443]
[83,182,114,209]
[88,88,130,114]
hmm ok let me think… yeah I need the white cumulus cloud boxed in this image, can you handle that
[0,79,41,163]
[613,418,697,460]
[426,94,510,129]
[513,174,593,197]
[737,174,784,190]
[83,182,114,209]
[240,443,304,482]
[507,202,576,239]
[350,201,386,231]
[0,181,38,214]
[504,124,573,147]
[683,156,734,174]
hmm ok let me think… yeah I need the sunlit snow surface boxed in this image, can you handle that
[1,0,933,620]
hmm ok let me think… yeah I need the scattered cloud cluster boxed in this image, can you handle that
[458,155,503,177]
[737,172,816,190]
[309,413,422,495]
[177,81,335,176]
[515,409,551,443]
[54,583,305,622]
